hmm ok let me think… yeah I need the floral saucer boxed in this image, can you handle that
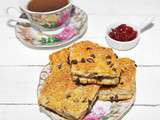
[15,6,87,48]
[38,64,136,120]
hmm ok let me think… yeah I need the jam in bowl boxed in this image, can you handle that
[108,24,137,42]
[106,23,140,51]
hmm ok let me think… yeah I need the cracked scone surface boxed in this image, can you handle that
[38,48,100,120]
[98,58,136,101]
[69,41,121,85]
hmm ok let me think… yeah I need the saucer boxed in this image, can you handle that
[38,64,135,120]
[15,6,87,48]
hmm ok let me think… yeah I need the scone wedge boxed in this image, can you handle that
[38,48,100,120]
[98,58,136,101]
[69,41,121,85]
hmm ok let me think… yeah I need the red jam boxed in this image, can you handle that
[108,24,137,42]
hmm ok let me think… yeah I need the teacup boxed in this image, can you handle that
[6,0,73,31]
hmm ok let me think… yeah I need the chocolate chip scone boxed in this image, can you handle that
[98,58,136,101]
[69,41,121,85]
[38,48,100,120]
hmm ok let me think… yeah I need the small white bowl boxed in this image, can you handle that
[105,23,140,51]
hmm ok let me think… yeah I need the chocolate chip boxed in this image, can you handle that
[86,47,92,50]
[87,58,94,63]
[106,55,111,59]
[82,98,87,103]
[115,95,119,102]
[81,58,86,63]
[76,77,80,82]
[124,67,128,70]
[63,106,67,110]
[135,64,137,67]
[90,54,96,58]
[67,56,70,65]
[120,82,124,85]
[107,61,111,65]
[66,94,71,99]
[92,72,98,75]
[71,60,78,64]
[88,100,92,105]
[112,68,117,72]
[50,62,53,66]
[75,77,81,85]
[110,63,114,68]
[96,76,104,81]
[110,96,114,102]
[114,53,118,59]
[57,64,62,69]
[121,69,124,74]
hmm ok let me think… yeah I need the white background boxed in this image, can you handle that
[0,0,160,119]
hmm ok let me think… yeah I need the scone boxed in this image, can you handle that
[38,48,100,120]
[69,41,121,85]
[98,58,136,101]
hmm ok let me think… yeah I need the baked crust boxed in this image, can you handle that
[38,48,100,120]
[98,58,136,101]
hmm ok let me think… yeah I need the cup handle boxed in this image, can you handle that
[6,7,31,24]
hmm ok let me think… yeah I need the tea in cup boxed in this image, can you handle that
[7,0,73,30]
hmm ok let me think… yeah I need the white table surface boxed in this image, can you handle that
[0,0,160,120]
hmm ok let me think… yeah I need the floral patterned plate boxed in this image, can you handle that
[38,64,136,120]
[15,6,87,48]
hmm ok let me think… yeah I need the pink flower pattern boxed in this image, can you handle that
[83,113,100,120]
[53,26,76,40]
[83,101,111,120]
[56,11,70,26]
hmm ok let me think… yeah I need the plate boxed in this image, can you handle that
[15,6,87,49]
[38,64,136,120]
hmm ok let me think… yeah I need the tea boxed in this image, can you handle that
[27,0,69,12]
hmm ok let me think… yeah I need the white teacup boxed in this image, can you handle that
[6,0,73,31]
